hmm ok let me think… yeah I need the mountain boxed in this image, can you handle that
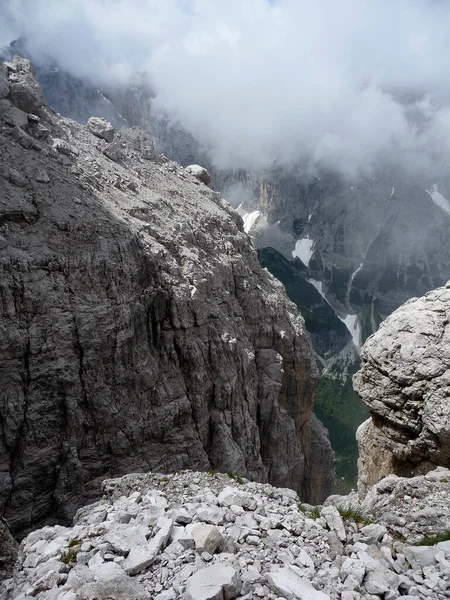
[6,38,450,491]
[0,55,334,537]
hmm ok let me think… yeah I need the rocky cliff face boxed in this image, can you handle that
[354,281,450,495]
[0,56,334,536]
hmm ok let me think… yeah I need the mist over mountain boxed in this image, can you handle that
[3,0,450,177]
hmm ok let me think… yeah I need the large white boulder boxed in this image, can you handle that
[185,563,241,600]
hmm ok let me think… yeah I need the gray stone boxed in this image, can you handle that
[52,138,79,156]
[0,165,28,187]
[192,524,223,555]
[11,126,40,150]
[0,60,9,99]
[321,505,346,542]
[185,563,241,600]
[8,56,45,113]
[359,523,387,544]
[266,567,330,600]
[36,169,50,183]
[87,117,115,142]
[173,508,192,525]
[0,99,29,128]
[123,517,172,574]
[354,282,450,494]
[103,141,124,162]
[403,546,438,569]
[186,164,211,185]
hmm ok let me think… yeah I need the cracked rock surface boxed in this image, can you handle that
[0,56,334,537]
[354,282,450,494]
[2,469,450,600]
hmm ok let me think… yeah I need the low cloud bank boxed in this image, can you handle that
[3,0,450,177]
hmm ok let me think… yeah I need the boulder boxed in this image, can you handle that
[0,60,10,99]
[185,563,241,600]
[354,282,450,493]
[266,567,330,600]
[321,505,346,542]
[7,56,45,113]
[192,524,223,555]
[87,117,115,142]
[186,164,211,185]
[0,99,29,128]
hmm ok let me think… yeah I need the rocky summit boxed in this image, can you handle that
[0,54,334,538]
[2,468,450,600]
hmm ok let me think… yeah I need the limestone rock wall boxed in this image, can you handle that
[354,282,450,495]
[0,57,333,535]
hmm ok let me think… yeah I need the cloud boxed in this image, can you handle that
[3,0,450,177]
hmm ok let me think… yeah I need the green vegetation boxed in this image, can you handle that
[308,506,321,520]
[227,472,244,485]
[315,366,369,493]
[337,504,372,525]
[417,530,450,546]
[298,503,321,519]
[61,542,81,564]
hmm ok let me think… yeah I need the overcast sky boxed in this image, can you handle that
[2,0,450,176]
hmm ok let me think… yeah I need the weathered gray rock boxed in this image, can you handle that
[103,140,124,162]
[3,469,450,599]
[0,58,333,536]
[185,563,241,600]
[354,282,450,494]
[0,99,29,127]
[192,524,223,554]
[123,517,172,574]
[321,505,346,542]
[266,567,330,599]
[0,59,9,99]
[0,519,17,581]
[0,165,28,187]
[87,116,115,142]
[35,169,50,183]
[10,125,40,150]
[186,164,211,185]
[361,467,450,543]
[7,56,45,114]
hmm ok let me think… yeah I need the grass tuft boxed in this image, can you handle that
[227,472,244,485]
[337,504,372,525]
[418,530,450,546]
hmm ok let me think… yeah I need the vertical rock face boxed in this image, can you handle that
[0,519,17,581]
[0,57,334,535]
[353,282,450,495]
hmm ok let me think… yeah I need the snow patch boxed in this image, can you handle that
[308,278,326,300]
[390,186,395,198]
[338,313,361,349]
[292,238,314,266]
[426,184,450,215]
[242,211,261,233]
